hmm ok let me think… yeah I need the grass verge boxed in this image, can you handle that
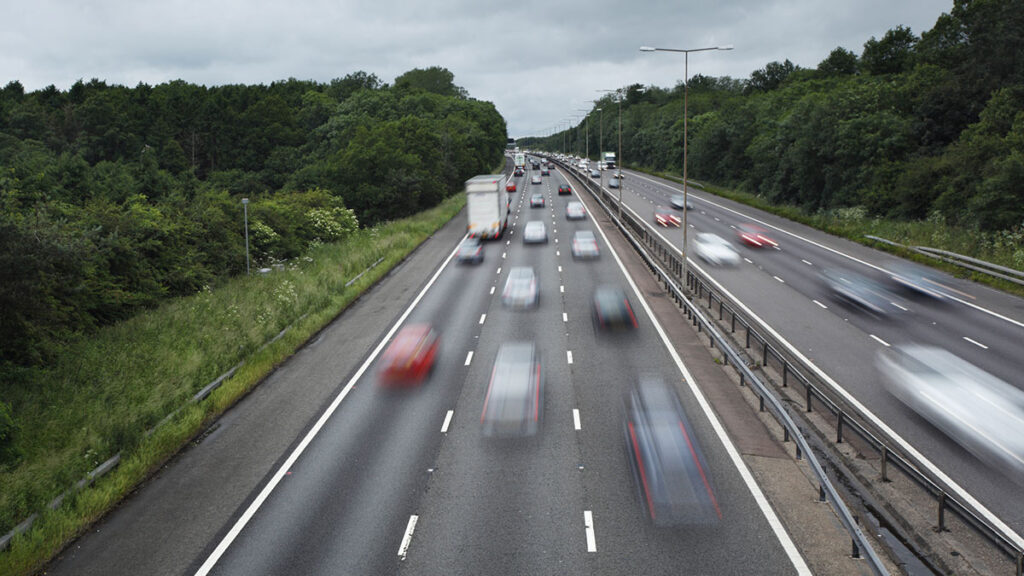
[628,165,1024,298]
[0,193,466,576]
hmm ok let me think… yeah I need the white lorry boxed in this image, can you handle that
[514,153,526,171]
[602,152,616,169]
[466,175,510,240]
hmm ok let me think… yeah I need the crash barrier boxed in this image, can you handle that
[866,235,1024,288]
[548,155,1024,575]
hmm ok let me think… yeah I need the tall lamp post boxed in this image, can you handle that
[241,197,251,275]
[576,108,591,163]
[640,44,732,281]
[598,88,624,216]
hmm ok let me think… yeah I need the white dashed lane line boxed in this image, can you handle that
[743,258,754,265]
[870,334,891,347]
[567,350,573,364]
[464,351,474,366]
[479,314,486,325]
[773,276,785,284]
[563,312,568,322]
[812,299,828,309]
[573,409,581,431]
[397,515,418,560]
[963,336,989,350]
[802,259,813,266]
[440,410,454,433]
[584,511,597,552]
[489,286,495,295]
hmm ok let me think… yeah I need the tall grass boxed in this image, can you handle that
[0,194,465,576]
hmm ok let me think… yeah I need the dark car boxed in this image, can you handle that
[456,236,484,264]
[541,167,550,176]
[625,376,721,526]
[530,193,545,208]
[670,194,693,210]
[590,169,600,179]
[820,267,902,316]
[378,324,440,387]
[608,177,620,189]
[592,285,637,330]
[514,168,524,177]
[481,342,543,437]
[558,184,572,196]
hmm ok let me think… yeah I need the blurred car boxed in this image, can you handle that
[736,223,778,248]
[624,376,721,526]
[608,177,620,189]
[670,194,693,210]
[590,169,601,179]
[558,184,572,196]
[378,324,439,387]
[514,168,524,177]
[877,345,1024,481]
[566,201,586,220]
[505,181,517,192]
[523,220,548,244]
[886,260,958,301]
[531,161,541,170]
[592,285,637,330]
[455,236,484,264]
[502,266,538,308]
[541,167,550,176]
[530,193,546,208]
[481,342,543,437]
[654,206,681,227]
[693,233,740,267]
[820,267,901,316]
[571,230,600,259]
[531,175,542,185]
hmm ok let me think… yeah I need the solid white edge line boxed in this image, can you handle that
[584,510,597,552]
[464,351,474,366]
[963,336,989,350]
[625,169,1024,330]
[588,206,811,574]
[870,334,891,347]
[440,410,454,433]
[573,408,581,431]
[619,169,1024,550]
[397,514,418,560]
[194,234,467,576]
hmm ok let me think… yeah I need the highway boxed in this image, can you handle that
[42,163,817,575]
[572,161,1024,540]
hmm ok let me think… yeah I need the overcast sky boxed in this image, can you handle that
[2,0,953,139]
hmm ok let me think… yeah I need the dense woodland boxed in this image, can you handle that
[0,67,506,371]
[526,0,1023,233]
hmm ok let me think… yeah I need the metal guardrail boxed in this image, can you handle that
[548,155,1024,575]
[866,235,1024,287]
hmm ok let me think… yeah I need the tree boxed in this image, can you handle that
[746,60,796,92]
[818,47,859,77]
[861,25,917,75]
[393,67,467,98]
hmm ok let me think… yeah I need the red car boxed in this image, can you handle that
[654,207,681,227]
[378,324,439,387]
[736,224,778,248]
[506,181,517,192]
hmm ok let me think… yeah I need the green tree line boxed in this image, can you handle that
[525,0,1023,233]
[0,66,506,373]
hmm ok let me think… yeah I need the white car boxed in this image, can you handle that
[523,220,547,244]
[566,201,586,220]
[693,233,739,267]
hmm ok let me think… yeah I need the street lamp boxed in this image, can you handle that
[241,197,251,275]
[576,108,591,163]
[598,88,624,216]
[640,44,732,283]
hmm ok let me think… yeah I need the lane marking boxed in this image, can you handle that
[891,302,908,312]
[464,351,474,366]
[812,300,828,309]
[496,267,502,275]
[802,259,813,266]
[479,314,486,325]
[502,252,507,259]
[194,233,468,576]
[441,410,454,433]
[489,286,495,295]
[773,276,785,284]
[744,257,754,264]
[963,337,989,350]
[560,285,565,293]
[870,334,891,347]
[567,350,573,364]
[558,265,563,272]
[584,511,597,552]
[573,408,581,431]
[397,515,418,560]
[563,312,568,322]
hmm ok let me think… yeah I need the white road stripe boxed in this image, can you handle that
[440,410,454,433]
[584,511,597,552]
[963,336,989,350]
[870,334,891,347]
[812,300,828,309]
[744,258,753,264]
[567,350,573,364]
[802,259,813,266]
[397,515,418,560]
[489,286,495,295]
[891,302,908,311]
[558,265,563,272]
[479,314,486,325]
[774,276,785,283]
[563,312,568,322]
[464,351,474,366]
[496,267,502,275]
[573,409,581,430]
[560,285,565,293]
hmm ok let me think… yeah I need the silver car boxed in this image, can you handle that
[571,230,599,259]
[693,233,739,267]
[502,266,538,308]
[566,201,586,220]
[523,220,547,244]
[481,342,543,437]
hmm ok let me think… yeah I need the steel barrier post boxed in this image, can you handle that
[806,387,813,412]
[881,447,889,482]
[937,492,948,532]
[836,412,844,443]
[782,363,788,387]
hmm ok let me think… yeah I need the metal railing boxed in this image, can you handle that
[549,155,1024,575]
